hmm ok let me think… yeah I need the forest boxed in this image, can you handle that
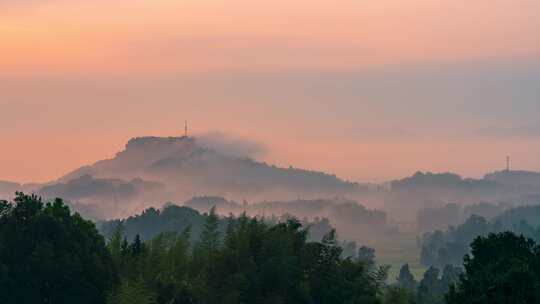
[2,192,540,304]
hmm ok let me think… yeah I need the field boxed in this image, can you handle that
[363,234,426,282]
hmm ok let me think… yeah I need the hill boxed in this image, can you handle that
[57,136,358,201]
[484,170,540,188]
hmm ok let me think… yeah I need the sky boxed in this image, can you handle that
[1,0,540,183]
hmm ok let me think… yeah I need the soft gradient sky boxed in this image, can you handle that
[1,0,540,183]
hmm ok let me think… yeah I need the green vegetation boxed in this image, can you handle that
[1,194,387,304]
[447,232,540,304]
[0,193,115,304]
[4,193,540,304]
[107,207,388,304]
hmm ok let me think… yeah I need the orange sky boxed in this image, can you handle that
[2,0,539,74]
[1,0,540,183]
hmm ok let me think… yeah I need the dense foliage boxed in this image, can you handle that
[447,232,540,304]
[4,192,540,304]
[0,193,115,304]
[386,263,460,304]
[99,204,363,259]
[107,208,388,304]
[100,205,211,242]
[182,197,394,242]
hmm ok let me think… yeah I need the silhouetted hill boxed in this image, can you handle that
[34,175,165,218]
[484,170,540,188]
[58,136,358,201]
[0,181,40,199]
[39,174,164,202]
[184,196,241,213]
[0,181,20,195]
[381,171,524,220]
[99,205,210,241]
[391,171,502,192]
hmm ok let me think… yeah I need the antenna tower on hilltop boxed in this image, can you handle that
[506,155,510,172]
[184,121,188,137]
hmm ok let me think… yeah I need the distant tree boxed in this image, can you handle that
[420,215,490,268]
[131,234,144,256]
[99,204,208,242]
[397,264,417,291]
[358,245,376,268]
[108,223,124,265]
[341,240,358,259]
[439,265,461,295]
[305,217,333,241]
[192,206,222,303]
[0,193,115,304]
[416,267,442,304]
[197,206,221,256]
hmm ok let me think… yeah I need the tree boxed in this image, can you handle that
[416,267,442,304]
[191,206,223,303]
[439,265,461,295]
[107,278,157,304]
[108,223,124,266]
[100,204,387,304]
[131,234,144,257]
[197,206,221,257]
[397,264,417,291]
[446,232,540,304]
[0,193,115,304]
[358,246,376,268]
[383,286,416,304]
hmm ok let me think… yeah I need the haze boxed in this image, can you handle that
[2,0,540,183]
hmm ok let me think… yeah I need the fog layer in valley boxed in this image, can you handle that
[2,135,540,227]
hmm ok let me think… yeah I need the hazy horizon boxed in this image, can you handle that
[0,130,536,185]
[2,0,540,183]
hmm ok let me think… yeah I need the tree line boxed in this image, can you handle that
[2,193,540,303]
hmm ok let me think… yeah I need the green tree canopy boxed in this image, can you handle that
[0,193,115,304]
[446,232,540,304]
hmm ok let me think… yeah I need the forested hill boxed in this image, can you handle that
[484,170,540,187]
[0,136,364,218]
[61,136,358,193]
[419,204,540,269]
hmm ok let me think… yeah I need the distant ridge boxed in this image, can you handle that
[484,170,540,187]
[52,136,358,202]
[3,136,540,220]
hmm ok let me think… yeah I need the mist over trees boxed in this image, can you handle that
[6,136,540,227]
[416,202,509,233]
[419,204,540,269]
[4,136,540,303]
[4,192,540,303]
[99,203,354,253]
[107,210,389,304]
[183,196,394,241]
[0,193,393,304]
